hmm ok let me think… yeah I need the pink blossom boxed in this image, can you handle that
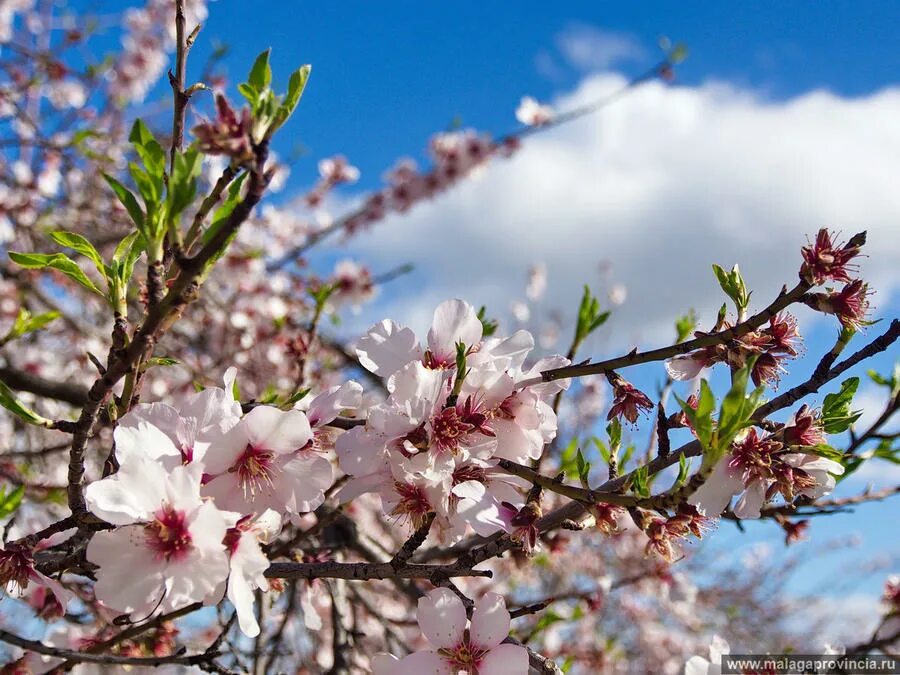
[203,405,332,517]
[85,459,231,619]
[373,588,527,675]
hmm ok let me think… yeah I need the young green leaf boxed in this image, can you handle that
[0,485,25,519]
[712,263,750,312]
[821,377,863,434]
[248,48,273,93]
[0,380,55,427]
[8,251,104,296]
[49,231,105,276]
[103,174,145,228]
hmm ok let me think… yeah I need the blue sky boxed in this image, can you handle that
[185,1,900,192]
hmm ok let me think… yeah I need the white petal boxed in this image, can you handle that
[114,422,182,470]
[244,406,312,454]
[227,566,260,637]
[277,454,333,513]
[665,355,706,381]
[395,651,452,675]
[685,656,713,675]
[471,592,511,649]
[709,634,730,661]
[84,451,168,525]
[307,381,363,426]
[356,319,422,377]
[733,481,767,520]
[688,458,743,517]
[372,653,400,675]
[335,426,387,476]
[427,299,482,361]
[199,421,250,476]
[87,527,166,616]
[480,643,529,675]
[417,587,466,650]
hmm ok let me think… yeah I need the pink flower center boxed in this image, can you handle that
[145,505,193,562]
[438,636,489,673]
[232,444,278,497]
[430,407,477,454]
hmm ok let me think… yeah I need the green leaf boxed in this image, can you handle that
[8,308,60,341]
[142,356,180,370]
[591,436,610,463]
[560,437,580,478]
[8,251,104,296]
[630,464,650,498]
[0,485,25,519]
[821,377,863,434]
[203,173,248,247]
[675,380,715,450]
[606,418,622,453]
[129,118,155,147]
[103,174,144,229]
[283,387,311,408]
[675,309,697,343]
[238,82,258,106]
[248,48,272,92]
[574,286,611,346]
[476,305,498,338]
[0,380,54,427]
[280,64,311,117]
[575,448,591,486]
[49,231,105,276]
[675,453,690,487]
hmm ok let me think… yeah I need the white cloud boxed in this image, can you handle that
[554,23,646,71]
[332,74,900,353]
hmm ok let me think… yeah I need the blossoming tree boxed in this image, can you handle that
[0,1,897,673]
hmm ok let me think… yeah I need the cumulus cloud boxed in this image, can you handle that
[334,73,900,347]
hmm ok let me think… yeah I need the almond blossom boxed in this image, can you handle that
[337,300,566,540]
[85,454,231,619]
[202,405,332,518]
[689,428,844,519]
[372,588,527,675]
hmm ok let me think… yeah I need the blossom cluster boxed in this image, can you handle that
[336,299,569,542]
[665,311,802,388]
[690,406,843,519]
[81,369,361,636]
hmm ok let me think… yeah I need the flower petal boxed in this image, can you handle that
[427,299,482,361]
[479,643,529,675]
[416,587,466,650]
[471,592,511,649]
[243,406,312,454]
[356,319,422,377]
[395,650,453,675]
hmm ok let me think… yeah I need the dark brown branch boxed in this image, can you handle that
[391,511,436,568]
[264,560,492,582]
[0,365,88,406]
[533,281,811,383]
[755,319,900,419]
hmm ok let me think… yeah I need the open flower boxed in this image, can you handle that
[85,458,231,620]
[372,588,527,675]
[203,405,332,518]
